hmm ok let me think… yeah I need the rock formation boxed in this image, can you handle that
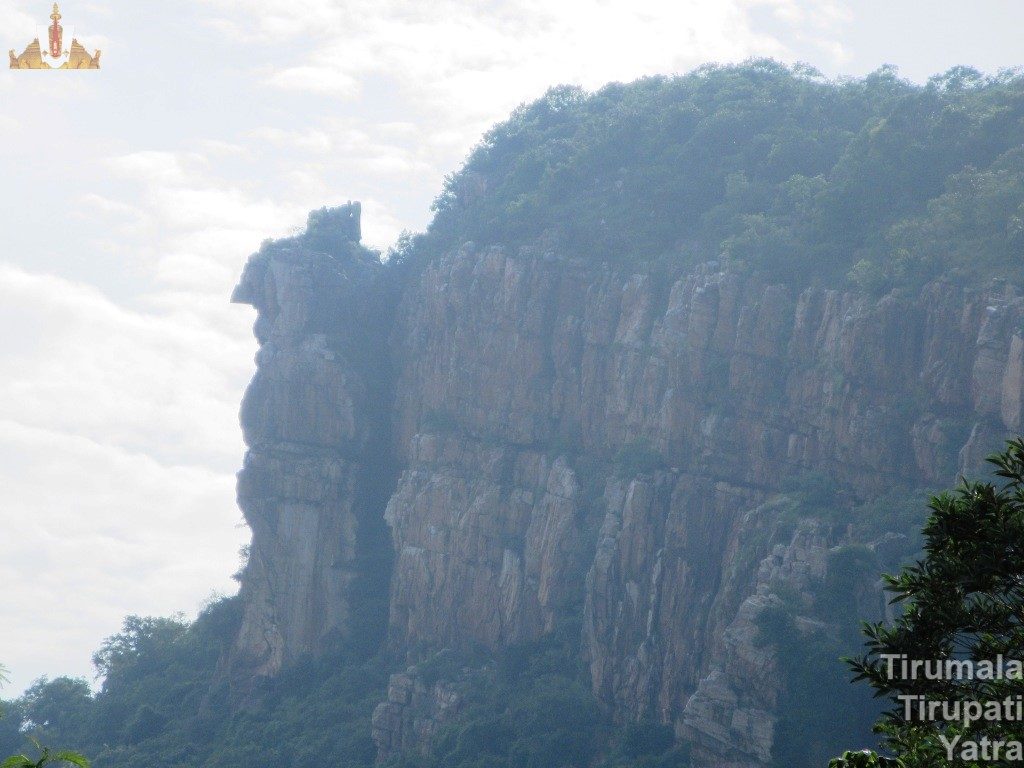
[231,205,1024,764]
[229,203,390,680]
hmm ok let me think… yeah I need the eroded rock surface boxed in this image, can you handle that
[231,220,1024,763]
[229,204,389,680]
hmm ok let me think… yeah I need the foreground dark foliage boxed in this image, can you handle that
[834,439,1024,767]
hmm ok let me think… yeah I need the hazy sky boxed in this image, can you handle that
[0,0,1021,694]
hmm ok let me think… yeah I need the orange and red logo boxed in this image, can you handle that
[9,4,100,69]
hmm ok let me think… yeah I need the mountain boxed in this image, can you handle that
[6,61,1024,768]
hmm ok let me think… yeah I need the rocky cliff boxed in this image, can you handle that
[229,204,393,681]
[231,204,1023,765]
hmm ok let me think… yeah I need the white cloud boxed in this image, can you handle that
[188,0,852,213]
[0,419,246,692]
[265,65,360,94]
[199,0,348,41]
[80,193,149,221]
[358,197,408,250]
[94,148,309,303]
[0,252,252,695]
[0,265,250,468]
[248,126,333,153]
[0,2,39,39]
[200,138,249,157]
[107,151,195,186]
[207,0,815,113]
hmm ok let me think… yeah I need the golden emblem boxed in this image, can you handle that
[10,4,100,69]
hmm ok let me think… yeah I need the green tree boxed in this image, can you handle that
[829,750,902,768]
[833,439,1024,767]
[0,667,88,768]
[1,741,90,768]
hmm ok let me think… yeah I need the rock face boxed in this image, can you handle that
[229,203,390,680]
[371,666,463,758]
[231,213,1024,764]
[385,435,583,650]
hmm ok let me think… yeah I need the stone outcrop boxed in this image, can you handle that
[384,434,584,651]
[229,203,389,679]
[231,215,1024,763]
[372,666,463,759]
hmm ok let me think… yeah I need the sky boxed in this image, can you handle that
[0,0,1022,695]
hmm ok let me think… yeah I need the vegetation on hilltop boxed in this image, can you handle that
[398,61,1024,291]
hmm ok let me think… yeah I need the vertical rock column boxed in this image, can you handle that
[229,205,385,678]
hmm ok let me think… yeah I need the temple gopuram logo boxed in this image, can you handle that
[10,4,100,69]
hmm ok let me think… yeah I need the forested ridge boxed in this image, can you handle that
[410,59,1024,291]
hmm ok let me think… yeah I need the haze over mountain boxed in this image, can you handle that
[4,60,1024,768]
[2,0,1023,698]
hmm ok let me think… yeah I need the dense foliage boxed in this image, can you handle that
[0,744,90,768]
[835,440,1024,767]
[399,61,1024,291]
[829,751,902,768]
[0,598,392,768]
[1,666,89,768]
[383,623,692,768]
[0,612,680,768]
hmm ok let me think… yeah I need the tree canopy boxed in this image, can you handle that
[405,61,1024,290]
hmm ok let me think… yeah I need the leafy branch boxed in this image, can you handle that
[0,672,88,768]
